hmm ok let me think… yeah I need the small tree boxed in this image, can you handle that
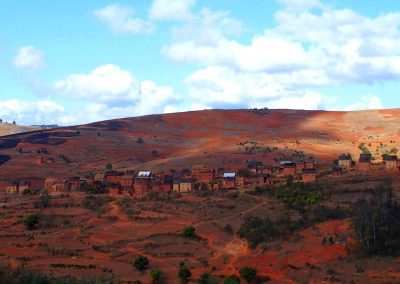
[105,163,113,171]
[178,262,192,283]
[239,266,257,283]
[23,214,39,230]
[223,275,241,284]
[150,269,163,284]
[133,255,149,271]
[183,226,196,238]
[12,120,16,125]
[198,272,213,284]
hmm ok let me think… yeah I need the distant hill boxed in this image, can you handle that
[0,122,41,137]
[0,108,399,180]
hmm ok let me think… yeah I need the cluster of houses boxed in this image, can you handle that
[337,153,399,171]
[1,159,317,197]
[1,152,398,198]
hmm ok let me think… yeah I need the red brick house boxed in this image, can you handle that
[121,174,135,188]
[94,173,105,183]
[302,169,317,183]
[358,154,372,171]
[107,184,122,196]
[67,177,80,190]
[5,182,19,194]
[192,164,207,178]
[134,171,152,198]
[198,170,214,183]
[280,162,296,177]
[295,162,305,174]
[338,154,352,169]
[105,171,124,184]
[384,155,398,170]
[223,173,236,189]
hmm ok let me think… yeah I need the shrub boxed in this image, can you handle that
[178,262,192,283]
[353,186,400,256]
[239,266,257,283]
[23,214,39,230]
[224,224,234,234]
[223,275,241,284]
[105,163,112,171]
[183,226,196,238]
[133,255,149,271]
[150,269,163,284]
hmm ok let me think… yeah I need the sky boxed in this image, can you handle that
[0,0,399,126]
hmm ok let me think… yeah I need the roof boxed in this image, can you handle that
[180,178,193,183]
[282,162,296,168]
[163,175,173,184]
[302,168,316,174]
[137,171,151,177]
[122,174,135,180]
[106,171,124,177]
[223,173,236,178]
[384,155,398,161]
[339,154,352,160]
[359,154,372,162]
[45,177,57,183]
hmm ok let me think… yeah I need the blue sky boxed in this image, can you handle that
[0,0,399,125]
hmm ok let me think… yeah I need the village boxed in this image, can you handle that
[1,152,399,198]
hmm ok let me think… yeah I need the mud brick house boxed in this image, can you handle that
[338,154,352,169]
[248,161,263,175]
[105,171,124,184]
[223,173,236,189]
[198,170,214,183]
[179,178,194,193]
[18,181,31,192]
[384,155,398,170]
[162,175,173,191]
[5,182,19,194]
[280,162,296,177]
[295,161,305,174]
[94,173,105,183]
[358,154,372,171]
[173,179,180,192]
[45,178,68,195]
[152,180,162,191]
[302,168,317,183]
[305,160,316,169]
[107,184,122,196]
[134,171,152,198]
[192,164,207,178]
[262,166,273,175]
[36,156,44,165]
[67,177,80,190]
[121,174,135,188]
[236,176,245,187]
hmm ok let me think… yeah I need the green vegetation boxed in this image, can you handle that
[133,255,149,271]
[105,163,112,171]
[239,266,257,283]
[223,275,241,284]
[198,272,217,284]
[23,214,39,230]
[150,269,163,284]
[353,186,400,256]
[358,143,371,154]
[80,181,107,194]
[237,168,251,177]
[183,226,196,238]
[269,183,324,210]
[34,192,51,209]
[178,262,192,283]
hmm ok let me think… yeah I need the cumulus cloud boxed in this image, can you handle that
[344,95,384,111]
[0,99,64,125]
[159,0,399,110]
[13,46,45,70]
[49,64,180,124]
[94,4,154,35]
[149,0,196,22]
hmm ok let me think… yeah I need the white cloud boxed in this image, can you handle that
[158,0,400,111]
[149,0,196,22]
[53,64,138,105]
[0,99,64,125]
[13,46,45,70]
[344,95,384,111]
[94,4,154,35]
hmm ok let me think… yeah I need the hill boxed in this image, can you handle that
[0,122,41,137]
[0,108,399,180]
